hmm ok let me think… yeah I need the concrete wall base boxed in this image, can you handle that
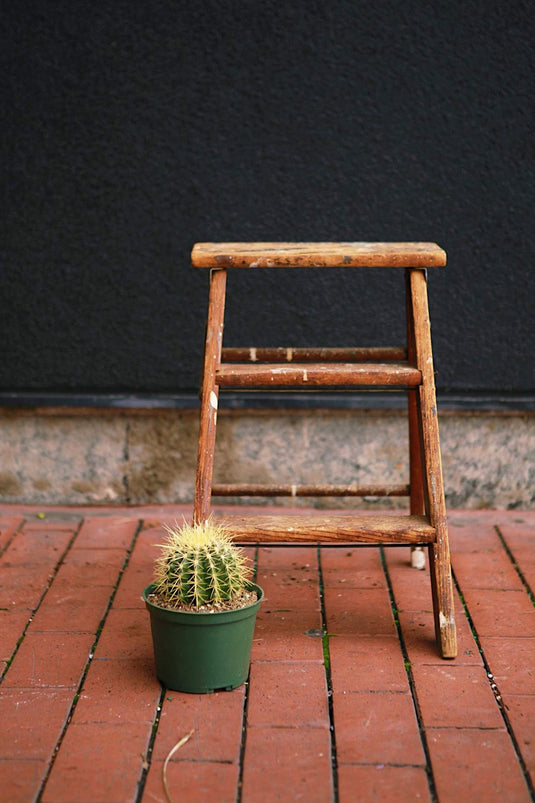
[0,409,532,509]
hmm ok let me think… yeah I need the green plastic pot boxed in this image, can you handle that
[143,582,264,693]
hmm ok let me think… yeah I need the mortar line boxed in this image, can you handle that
[1,517,84,680]
[236,544,259,803]
[495,525,535,604]
[317,546,340,803]
[36,517,145,802]
[0,516,26,558]
[380,547,438,803]
[135,685,168,803]
[451,565,535,799]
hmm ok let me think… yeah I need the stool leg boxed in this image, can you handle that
[406,271,427,570]
[408,269,457,658]
[408,394,426,570]
[193,269,227,524]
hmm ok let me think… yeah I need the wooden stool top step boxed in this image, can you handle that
[191,242,446,269]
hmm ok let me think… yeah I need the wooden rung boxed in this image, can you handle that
[216,362,422,388]
[212,483,409,497]
[192,242,447,268]
[221,347,407,363]
[221,514,435,544]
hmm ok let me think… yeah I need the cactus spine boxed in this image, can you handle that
[153,519,251,609]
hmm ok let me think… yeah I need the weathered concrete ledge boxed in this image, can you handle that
[0,408,532,509]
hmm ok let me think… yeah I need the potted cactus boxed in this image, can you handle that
[143,519,263,693]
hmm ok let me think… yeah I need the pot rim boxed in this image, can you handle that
[142,581,264,617]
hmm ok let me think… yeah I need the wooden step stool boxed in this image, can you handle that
[191,242,457,659]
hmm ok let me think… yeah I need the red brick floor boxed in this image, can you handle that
[0,506,534,802]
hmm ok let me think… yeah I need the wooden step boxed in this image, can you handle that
[221,347,407,363]
[222,514,436,544]
[212,483,409,497]
[216,362,422,388]
[192,242,447,268]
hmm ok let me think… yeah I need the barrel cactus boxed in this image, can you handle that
[153,519,252,609]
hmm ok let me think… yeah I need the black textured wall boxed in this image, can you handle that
[3,1,534,396]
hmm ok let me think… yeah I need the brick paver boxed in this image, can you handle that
[2,631,95,689]
[41,721,153,803]
[428,728,531,801]
[247,661,329,728]
[252,544,323,663]
[338,765,430,803]
[144,761,240,803]
[0,515,24,552]
[0,506,533,802]
[329,634,409,693]
[150,689,245,763]
[241,726,334,802]
[334,690,426,766]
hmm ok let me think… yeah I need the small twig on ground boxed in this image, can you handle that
[162,729,195,803]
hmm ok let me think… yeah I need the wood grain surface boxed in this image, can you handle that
[211,483,409,497]
[221,346,407,362]
[222,514,435,543]
[192,242,447,268]
[216,362,422,387]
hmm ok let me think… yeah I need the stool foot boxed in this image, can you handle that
[437,616,458,659]
[428,540,458,658]
[410,546,426,570]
